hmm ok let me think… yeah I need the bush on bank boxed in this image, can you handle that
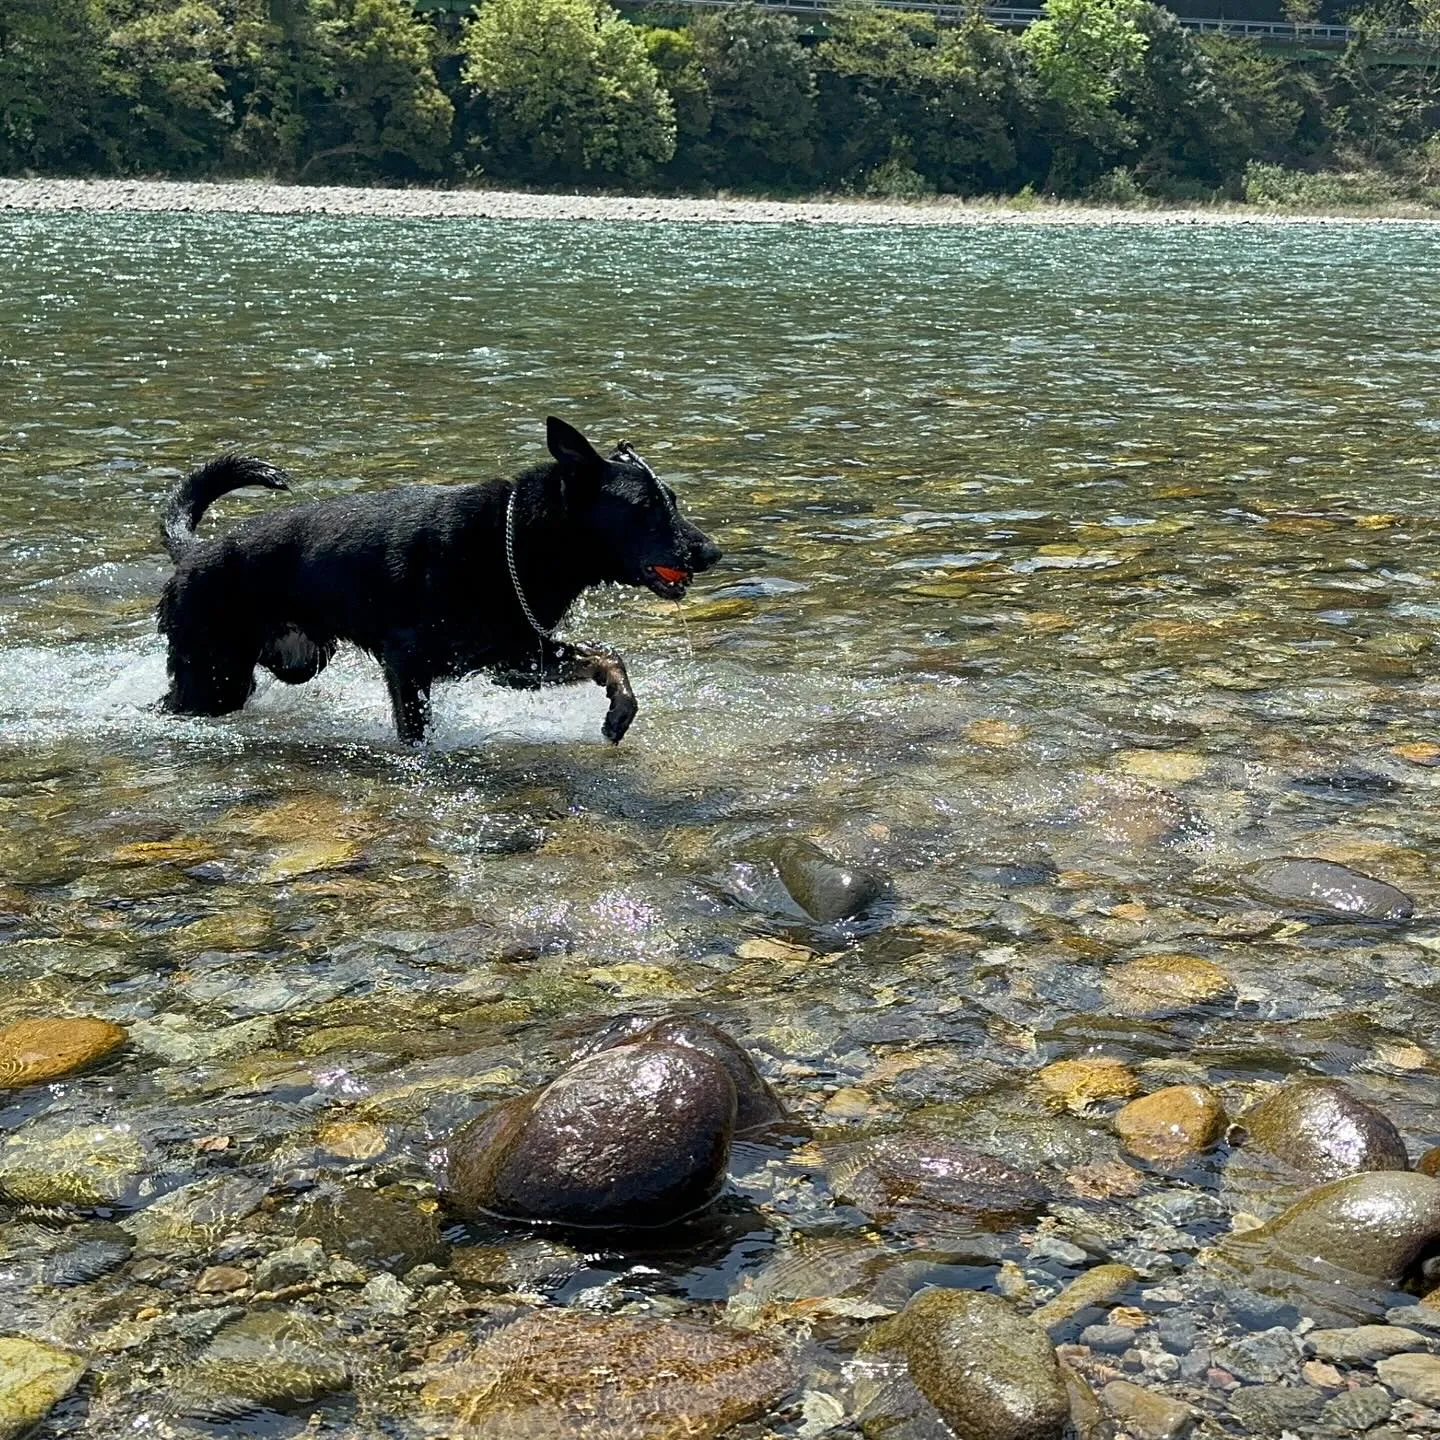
[0,0,1436,203]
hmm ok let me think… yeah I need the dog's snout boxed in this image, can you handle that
[691,535,722,573]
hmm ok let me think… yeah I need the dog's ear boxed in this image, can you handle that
[546,417,604,471]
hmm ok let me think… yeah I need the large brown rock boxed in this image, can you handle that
[572,1014,787,1134]
[1238,1079,1408,1184]
[1116,1085,1227,1163]
[447,1043,736,1229]
[862,1289,1070,1440]
[0,1017,126,1089]
[420,1308,791,1439]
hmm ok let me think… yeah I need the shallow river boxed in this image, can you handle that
[3,213,1440,1438]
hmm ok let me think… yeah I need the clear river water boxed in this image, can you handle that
[3,212,1440,1437]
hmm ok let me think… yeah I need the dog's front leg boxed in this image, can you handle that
[552,644,638,745]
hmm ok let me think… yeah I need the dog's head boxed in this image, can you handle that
[547,416,722,600]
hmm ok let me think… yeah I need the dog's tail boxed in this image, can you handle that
[163,454,290,561]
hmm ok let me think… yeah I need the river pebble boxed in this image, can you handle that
[772,837,887,923]
[1376,1351,1440,1407]
[1308,1324,1426,1362]
[0,1339,86,1440]
[1100,1378,1194,1439]
[1236,1078,1409,1183]
[862,1288,1070,1440]
[1115,1084,1227,1162]
[0,1118,155,1208]
[0,1016,127,1088]
[420,1307,791,1439]
[1245,858,1414,921]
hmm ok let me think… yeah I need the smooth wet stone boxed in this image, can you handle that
[300,1185,447,1274]
[1310,1324,1425,1363]
[0,1118,154,1208]
[175,1309,349,1417]
[1238,1079,1408,1183]
[448,1043,736,1229]
[1213,1172,1440,1320]
[1036,1056,1138,1110]
[827,1133,1050,1231]
[1031,1262,1139,1333]
[253,1238,325,1291]
[862,1288,1069,1440]
[1246,858,1414,922]
[1116,1085,1227,1163]
[123,1172,268,1254]
[772,837,886,923]
[1214,1327,1302,1383]
[1417,1146,1440,1177]
[420,1308,791,1439]
[1226,1383,1324,1435]
[0,1339,86,1440]
[573,1014,787,1134]
[1104,954,1234,1018]
[1100,1379,1193,1439]
[1323,1384,1394,1431]
[1376,1351,1440,1408]
[0,1016,127,1088]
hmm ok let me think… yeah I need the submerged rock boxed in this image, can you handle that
[0,1016,127,1089]
[174,1309,349,1418]
[0,1338,86,1440]
[447,1043,736,1229]
[1237,1079,1408,1184]
[1245,858,1413,922]
[1211,1171,1440,1323]
[1100,1380,1194,1440]
[573,1014,787,1134]
[420,1308,791,1439]
[826,1133,1050,1235]
[300,1185,447,1275]
[1116,1085,1226,1163]
[861,1288,1070,1440]
[1036,1056,1138,1111]
[124,1172,269,1255]
[1031,1263,1140,1334]
[772,838,887,923]
[1104,954,1234,1018]
[0,1118,155,1208]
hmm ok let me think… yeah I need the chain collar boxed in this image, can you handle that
[505,484,563,642]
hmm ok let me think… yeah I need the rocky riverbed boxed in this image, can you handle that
[3,176,1439,226]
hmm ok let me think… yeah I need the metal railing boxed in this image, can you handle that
[615,0,1437,46]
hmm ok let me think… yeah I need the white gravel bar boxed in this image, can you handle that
[1,177,1435,225]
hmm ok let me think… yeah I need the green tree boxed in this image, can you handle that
[104,0,234,172]
[642,24,711,181]
[686,4,817,188]
[460,0,675,183]
[0,0,118,172]
[1021,0,1149,183]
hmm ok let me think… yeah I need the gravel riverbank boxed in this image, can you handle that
[3,176,1437,224]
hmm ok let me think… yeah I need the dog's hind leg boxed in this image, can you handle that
[380,649,432,743]
[260,626,334,685]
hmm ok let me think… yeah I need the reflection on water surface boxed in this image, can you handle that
[2,214,1440,1437]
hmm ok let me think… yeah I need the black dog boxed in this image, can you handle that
[156,417,721,744]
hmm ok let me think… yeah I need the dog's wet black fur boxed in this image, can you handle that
[156,417,721,743]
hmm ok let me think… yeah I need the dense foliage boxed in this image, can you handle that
[0,0,1437,202]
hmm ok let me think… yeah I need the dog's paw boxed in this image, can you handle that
[602,698,637,745]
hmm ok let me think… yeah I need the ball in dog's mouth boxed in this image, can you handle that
[643,564,692,600]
